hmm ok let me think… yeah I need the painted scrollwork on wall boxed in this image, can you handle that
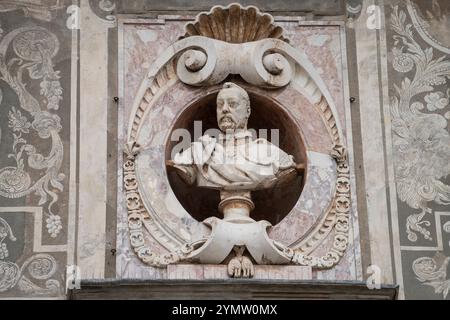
[0,253,61,295]
[0,26,65,238]
[89,0,117,23]
[0,218,61,295]
[346,0,363,24]
[406,0,450,55]
[0,217,16,260]
[390,5,450,243]
[413,253,450,299]
[0,0,63,22]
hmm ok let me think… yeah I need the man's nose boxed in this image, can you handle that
[222,103,230,113]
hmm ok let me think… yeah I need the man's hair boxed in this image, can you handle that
[220,82,250,111]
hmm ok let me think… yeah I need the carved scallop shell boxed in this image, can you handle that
[182,3,289,43]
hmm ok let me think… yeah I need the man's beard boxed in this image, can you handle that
[219,116,236,131]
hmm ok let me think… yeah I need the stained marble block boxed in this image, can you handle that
[167,264,312,280]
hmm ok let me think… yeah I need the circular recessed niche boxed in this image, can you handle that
[165,87,307,226]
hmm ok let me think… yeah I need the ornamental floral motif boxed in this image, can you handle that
[0,27,65,239]
[0,254,60,295]
[0,243,8,260]
[0,261,19,292]
[32,111,62,139]
[0,219,61,295]
[424,91,449,111]
[27,255,56,280]
[45,214,62,238]
[392,47,414,73]
[413,253,450,299]
[0,168,31,195]
[8,107,31,134]
[12,29,59,62]
[390,6,450,243]
[40,79,63,111]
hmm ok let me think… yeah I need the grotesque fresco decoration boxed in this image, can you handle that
[0,0,69,297]
[387,0,450,300]
[390,1,450,244]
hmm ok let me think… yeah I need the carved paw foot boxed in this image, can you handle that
[227,246,254,278]
[240,256,255,278]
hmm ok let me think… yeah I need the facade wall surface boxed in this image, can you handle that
[0,0,448,299]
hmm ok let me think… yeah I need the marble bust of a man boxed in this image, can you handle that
[168,82,302,192]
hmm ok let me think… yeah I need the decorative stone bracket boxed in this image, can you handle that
[176,37,293,88]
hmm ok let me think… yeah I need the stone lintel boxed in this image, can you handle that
[69,279,399,300]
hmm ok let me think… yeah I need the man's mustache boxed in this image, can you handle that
[219,114,236,123]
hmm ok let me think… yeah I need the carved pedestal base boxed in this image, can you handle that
[187,218,290,268]
[219,191,255,223]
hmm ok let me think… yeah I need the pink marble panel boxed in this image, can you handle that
[281,24,347,135]
[268,152,336,243]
